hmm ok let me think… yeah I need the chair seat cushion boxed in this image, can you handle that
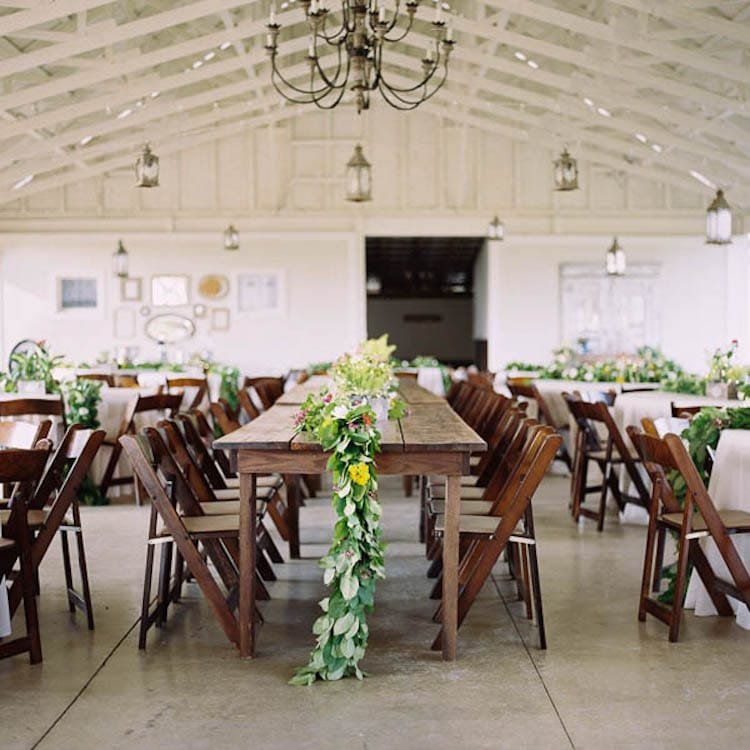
[213,485,277,501]
[662,509,750,532]
[0,509,47,528]
[429,499,494,516]
[433,513,523,537]
[0,537,16,552]
[428,474,479,488]
[429,485,485,500]
[160,514,240,536]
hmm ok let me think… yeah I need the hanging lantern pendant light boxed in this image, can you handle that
[487,215,504,241]
[605,237,626,276]
[223,224,240,251]
[113,239,129,279]
[553,148,579,191]
[705,189,732,245]
[345,143,372,203]
[135,143,160,188]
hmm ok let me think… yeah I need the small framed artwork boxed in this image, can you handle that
[121,276,142,302]
[54,275,103,318]
[211,307,230,331]
[113,307,136,339]
[152,275,190,307]
[237,271,285,316]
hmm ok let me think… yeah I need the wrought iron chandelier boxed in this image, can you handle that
[265,0,455,113]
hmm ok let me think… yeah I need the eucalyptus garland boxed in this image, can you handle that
[290,397,386,685]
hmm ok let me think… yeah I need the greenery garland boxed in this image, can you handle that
[291,335,405,685]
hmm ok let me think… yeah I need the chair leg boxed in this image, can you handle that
[527,542,547,650]
[20,542,43,664]
[652,527,666,593]
[157,542,174,627]
[98,443,122,497]
[668,534,692,643]
[597,462,611,532]
[72,502,95,630]
[139,541,156,649]
[60,528,76,614]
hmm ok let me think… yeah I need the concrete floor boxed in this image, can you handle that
[1,475,749,750]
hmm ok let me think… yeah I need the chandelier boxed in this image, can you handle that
[223,224,240,251]
[135,143,159,188]
[487,215,504,241]
[265,0,455,113]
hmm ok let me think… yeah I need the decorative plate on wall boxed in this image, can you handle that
[198,274,229,299]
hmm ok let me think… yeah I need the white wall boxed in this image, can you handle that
[0,232,366,375]
[486,235,750,373]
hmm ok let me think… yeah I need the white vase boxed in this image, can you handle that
[367,396,390,424]
[16,379,46,395]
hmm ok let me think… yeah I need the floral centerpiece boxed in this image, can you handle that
[290,335,407,685]
[705,340,745,399]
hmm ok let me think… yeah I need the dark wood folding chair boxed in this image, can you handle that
[78,373,115,386]
[3,427,105,630]
[0,443,52,663]
[120,432,258,650]
[99,392,183,499]
[112,374,140,388]
[628,428,750,642]
[565,395,650,531]
[0,397,67,433]
[431,428,561,650]
[507,378,573,471]
[0,419,52,449]
[238,388,261,422]
[166,376,209,412]
[243,376,284,410]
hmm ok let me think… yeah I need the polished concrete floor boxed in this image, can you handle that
[1,475,749,750]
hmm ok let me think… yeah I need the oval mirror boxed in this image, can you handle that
[145,314,195,344]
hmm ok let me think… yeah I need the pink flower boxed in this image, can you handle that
[323,392,333,404]
[731,339,739,347]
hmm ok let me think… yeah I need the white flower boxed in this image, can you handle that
[583,372,594,382]
[332,405,349,420]
[79,407,89,416]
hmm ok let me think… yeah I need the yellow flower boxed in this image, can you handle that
[348,462,370,486]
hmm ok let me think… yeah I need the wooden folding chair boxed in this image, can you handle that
[507,378,573,471]
[0,444,52,663]
[238,388,261,422]
[628,428,750,642]
[78,373,115,386]
[210,400,241,436]
[166,376,209,412]
[120,432,255,650]
[112,374,140,388]
[0,397,67,433]
[243,376,284,410]
[0,419,52,449]
[432,429,561,649]
[3,427,105,630]
[565,396,650,531]
[99,392,183,499]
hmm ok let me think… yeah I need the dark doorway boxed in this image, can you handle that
[365,236,484,367]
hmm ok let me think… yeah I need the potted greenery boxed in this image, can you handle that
[706,340,742,400]
[10,341,65,394]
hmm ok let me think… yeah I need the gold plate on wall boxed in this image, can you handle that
[198,274,229,299]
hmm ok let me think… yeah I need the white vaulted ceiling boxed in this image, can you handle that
[0,0,748,209]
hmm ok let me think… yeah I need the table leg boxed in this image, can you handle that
[239,472,257,658]
[442,474,461,660]
[284,473,301,560]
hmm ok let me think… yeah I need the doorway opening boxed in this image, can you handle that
[365,236,486,367]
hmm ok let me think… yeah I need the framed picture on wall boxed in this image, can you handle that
[121,277,142,302]
[151,275,190,307]
[237,271,285,316]
[113,307,136,339]
[54,274,104,318]
[211,307,230,331]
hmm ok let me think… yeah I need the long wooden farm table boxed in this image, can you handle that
[214,379,486,660]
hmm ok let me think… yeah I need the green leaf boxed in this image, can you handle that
[340,573,359,601]
[333,611,356,635]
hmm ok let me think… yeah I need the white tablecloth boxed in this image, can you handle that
[0,575,10,638]
[614,390,738,437]
[684,429,750,629]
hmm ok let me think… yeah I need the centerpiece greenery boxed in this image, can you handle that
[290,335,406,685]
[10,341,65,393]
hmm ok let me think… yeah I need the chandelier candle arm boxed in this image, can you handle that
[266,0,454,113]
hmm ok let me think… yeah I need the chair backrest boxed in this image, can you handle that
[166,377,208,412]
[177,413,228,489]
[112,374,140,388]
[243,376,284,410]
[0,397,66,430]
[78,373,114,386]
[134,393,183,418]
[210,401,241,436]
[238,388,261,422]
[0,419,51,449]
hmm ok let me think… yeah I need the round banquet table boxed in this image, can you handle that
[614,390,739,437]
[684,429,750,629]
